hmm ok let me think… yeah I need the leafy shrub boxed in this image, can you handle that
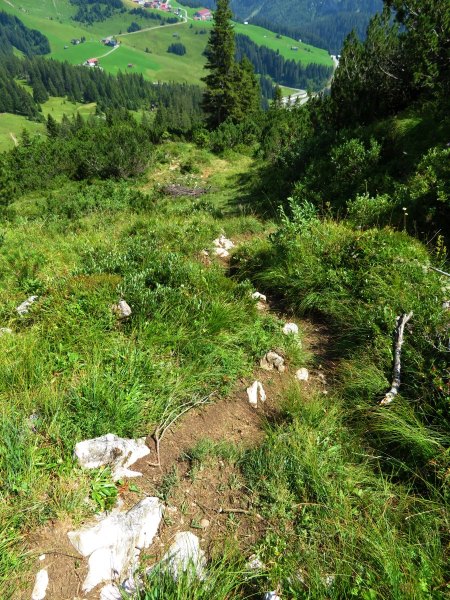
[346,192,394,228]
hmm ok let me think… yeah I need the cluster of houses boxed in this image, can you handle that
[132,0,171,10]
[101,36,119,47]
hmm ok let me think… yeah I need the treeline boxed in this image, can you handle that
[70,0,125,24]
[129,7,178,24]
[1,55,203,125]
[235,34,332,90]
[0,11,50,56]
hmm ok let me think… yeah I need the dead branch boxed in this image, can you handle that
[380,312,413,406]
[429,266,450,278]
[147,391,217,468]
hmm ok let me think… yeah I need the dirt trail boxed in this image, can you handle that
[25,318,328,600]
[22,203,331,599]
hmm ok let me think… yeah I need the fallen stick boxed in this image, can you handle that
[148,391,217,468]
[429,266,450,278]
[380,312,413,406]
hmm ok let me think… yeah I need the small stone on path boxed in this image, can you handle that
[282,322,298,335]
[296,368,309,381]
[74,433,150,480]
[246,380,266,407]
[17,296,38,315]
[260,351,285,373]
[31,569,48,600]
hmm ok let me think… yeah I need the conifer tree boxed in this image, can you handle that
[202,0,237,128]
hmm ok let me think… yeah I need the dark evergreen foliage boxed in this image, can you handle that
[235,34,333,90]
[70,0,125,24]
[0,55,203,125]
[167,43,187,55]
[0,11,50,56]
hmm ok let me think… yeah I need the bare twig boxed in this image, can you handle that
[429,266,450,278]
[218,507,251,515]
[147,391,217,468]
[380,312,413,405]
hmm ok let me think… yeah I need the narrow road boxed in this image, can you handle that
[116,8,187,38]
[9,132,18,147]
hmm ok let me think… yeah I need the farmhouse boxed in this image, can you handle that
[85,58,99,68]
[194,8,212,21]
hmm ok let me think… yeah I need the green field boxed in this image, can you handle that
[0,113,44,152]
[1,0,332,82]
[0,97,96,152]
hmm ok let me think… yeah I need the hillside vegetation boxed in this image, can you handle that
[179,0,383,53]
[0,0,449,598]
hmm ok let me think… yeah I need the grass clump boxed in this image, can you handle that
[241,386,448,599]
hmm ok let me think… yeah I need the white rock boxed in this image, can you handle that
[31,569,48,600]
[159,532,206,581]
[68,497,163,592]
[252,292,267,302]
[74,434,150,480]
[295,368,309,382]
[282,322,299,335]
[100,584,123,600]
[260,351,285,373]
[263,592,281,600]
[114,300,132,318]
[322,574,335,587]
[16,296,38,316]
[213,235,234,251]
[200,250,209,257]
[443,300,450,310]
[0,327,13,335]
[246,381,266,407]
[213,247,229,258]
[246,554,265,571]
[38,554,46,561]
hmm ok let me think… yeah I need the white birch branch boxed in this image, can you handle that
[380,311,413,406]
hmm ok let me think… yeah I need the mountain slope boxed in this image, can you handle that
[179,0,383,53]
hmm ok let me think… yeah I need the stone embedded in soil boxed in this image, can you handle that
[156,532,206,581]
[112,300,132,318]
[282,322,299,335]
[16,295,38,315]
[263,592,281,600]
[213,235,234,251]
[295,368,309,382]
[246,554,265,571]
[260,351,285,373]
[246,380,266,407]
[199,518,210,529]
[31,568,48,600]
[213,247,229,258]
[99,584,123,600]
[74,433,150,480]
[68,497,163,592]
[252,292,267,302]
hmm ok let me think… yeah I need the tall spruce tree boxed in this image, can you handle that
[202,0,260,128]
[202,0,236,128]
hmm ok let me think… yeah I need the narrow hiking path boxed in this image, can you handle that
[9,132,18,147]
[21,154,334,599]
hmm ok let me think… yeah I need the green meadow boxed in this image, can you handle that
[1,0,332,82]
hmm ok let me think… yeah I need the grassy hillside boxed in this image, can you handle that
[1,0,332,87]
[0,97,96,152]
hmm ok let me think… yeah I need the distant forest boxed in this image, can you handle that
[0,11,50,56]
[177,0,383,53]
[70,0,126,24]
[235,34,332,90]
